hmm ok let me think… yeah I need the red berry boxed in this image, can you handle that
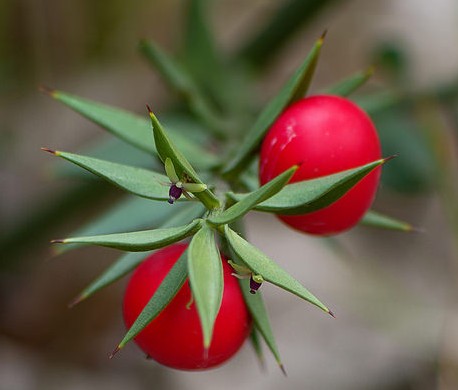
[259,95,382,235]
[122,244,251,370]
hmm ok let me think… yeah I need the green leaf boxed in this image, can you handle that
[230,252,284,373]
[360,210,414,232]
[70,251,149,307]
[236,0,336,68]
[160,203,207,229]
[325,67,374,97]
[182,0,224,101]
[47,149,170,201]
[223,34,325,178]
[52,137,160,179]
[224,226,331,315]
[45,89,218,169]
[208,166,297,225]
[188,224,223,348]
[57,196,175,254]
[53,219,203,251]
[49,89,155,153]
[249,327,265,370]
[139,40,226,137]
[70,203,206,305]
[61,198,205,254]
[73,196,171,236]
[149,110,221,209]
[245,286,285,374]
[116,249,188,351]
[229,158,388,215]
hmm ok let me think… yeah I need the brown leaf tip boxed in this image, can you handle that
[68,295,84,308]
[328,309,336,318]
[279,363,288,377]
[146,104,153,114]
[38,85,56,96]
[41,147,57,155]
[383,154,399,163]
[109,346,121,360]
[50,239,65,244]
[319,29,328,42]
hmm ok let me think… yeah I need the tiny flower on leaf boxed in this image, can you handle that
[164,157,207,204]
[250,274,264,294]
[228,260,264,294]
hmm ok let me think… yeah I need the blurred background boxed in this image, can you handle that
[1,0,458,389]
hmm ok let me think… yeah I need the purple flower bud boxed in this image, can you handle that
[168,184,183,204]
[249,276,262,294]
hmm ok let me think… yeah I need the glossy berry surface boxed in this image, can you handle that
[122,244,251,370]
[259,95,382,235]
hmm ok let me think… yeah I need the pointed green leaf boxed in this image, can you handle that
[117,249,188,350]
[223,34,325,178]
[229,252,283,372]
[49,150,170,201]
[208,166,297,225]
[52,137,160,179]
[249,324,266,370]
[182,0,223,94]
[325,67,374,97]
[149,110,220,209]
[224,226,331,314]
[139,40,226,137]
[360,210,414,232]
[245,286,284,373]
[159,204,206,230]
[229,158,387,215]
[70,204,206,305]
[46,89,218,169]
[73,196,174,236]
[188,224,223,348]
[61,198,205,254]
[54,219,202,251]
[49,89,155,153]
[70,251,149,307]
[58,196,176,254]
[237,0,335,68]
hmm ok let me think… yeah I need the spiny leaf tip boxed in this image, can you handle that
[38,85,56,96]
[68,294,85,308]
[383,154,399,163]
[50,238,65,244]
[41,147,58,155]
[109,346,121,359]
[319,29,328,43]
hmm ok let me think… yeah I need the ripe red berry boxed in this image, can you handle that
[122,244,251,370]
[259,95,382,235]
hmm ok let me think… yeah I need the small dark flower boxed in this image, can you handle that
[164,158,207,204]
[228,260,264,294]
[168,184,183,204]
[249,275,263,294]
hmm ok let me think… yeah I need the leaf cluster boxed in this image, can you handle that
[42,0,412,371]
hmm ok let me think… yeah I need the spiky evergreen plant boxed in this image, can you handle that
[41,0,412,372]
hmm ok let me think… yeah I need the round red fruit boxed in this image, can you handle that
[122,243,251,370]
[259,95,382,235]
